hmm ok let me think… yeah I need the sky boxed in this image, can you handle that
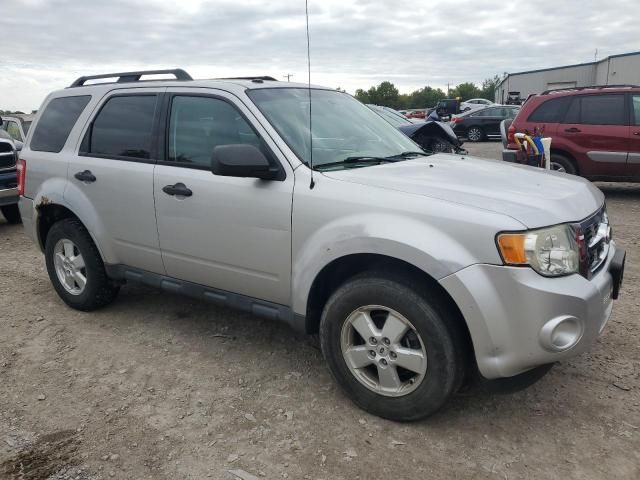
[1,0,639,111]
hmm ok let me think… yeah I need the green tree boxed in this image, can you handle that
[408,86,446,108]
[355,82,400,108]
[449,82,480,101]
[480,75,502,101]
[354,88,371,104]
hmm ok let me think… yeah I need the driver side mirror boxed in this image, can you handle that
[211,144,279,180]
[14,140,23,152]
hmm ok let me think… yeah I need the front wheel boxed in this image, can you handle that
[421,136,455,154]
[1,204,21,224]
[319,274,465,421]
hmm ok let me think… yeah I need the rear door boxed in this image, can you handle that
[64,90,164,273]
[559,94,628,178]
[628,94,640,177]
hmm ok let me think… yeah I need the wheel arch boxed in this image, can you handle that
[303,254,474,360]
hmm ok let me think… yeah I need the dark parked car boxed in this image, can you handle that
[503,85,640,179]
[368,105,465,153]
[451,105,520,142]
[0,132,20,224]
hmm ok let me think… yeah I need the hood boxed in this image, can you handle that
[322,155,604,228]
[397,121,461,147]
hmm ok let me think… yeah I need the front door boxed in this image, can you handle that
[153,90,294,305]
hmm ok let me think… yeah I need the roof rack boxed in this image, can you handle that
[542,84,639,95]
[217,76,278,82]
[69,69,193,88]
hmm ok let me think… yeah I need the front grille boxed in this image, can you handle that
[0,142,16,170]
[579,205,610,276]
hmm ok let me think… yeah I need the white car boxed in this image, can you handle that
[460,98,494,112]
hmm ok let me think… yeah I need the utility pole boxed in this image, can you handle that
[283,74,293,82]
[594,48,598,62]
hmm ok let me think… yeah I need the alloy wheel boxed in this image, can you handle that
[550,162,566,172]
[467,128,482,142]
[53,238,87,295]
[340,305,428,397]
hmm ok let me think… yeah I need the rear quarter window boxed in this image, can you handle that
[30,96,91,152]
[526,97,571,123]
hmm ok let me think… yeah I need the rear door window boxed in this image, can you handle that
[527,97,571,122]
[579,94,625,125]
[83,95,157,160]
[4,120,22,141]
[30,95,91,152]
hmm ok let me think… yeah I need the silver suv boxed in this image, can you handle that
[18,69,625,420]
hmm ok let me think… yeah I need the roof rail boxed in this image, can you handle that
[69,69,193,88]
[217,76,278,82]
[542,84,639,95]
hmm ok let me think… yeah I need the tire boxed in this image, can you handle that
[319,273,465,421]
[45,218,119,311]
[1,204,21,224]
[420,136,455,154]
[466,127,484,142]
[549,153,577,175]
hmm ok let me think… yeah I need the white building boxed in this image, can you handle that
[495,51,640,103]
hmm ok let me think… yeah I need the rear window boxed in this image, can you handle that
[31,96,91,152]
[526,97,571,123]
[82,95,157,160]
[564,94,625,125]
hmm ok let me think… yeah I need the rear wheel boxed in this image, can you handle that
[1,204,21,224]
[319,273,465,421]
[467,127,484,142]
[549,153,577,175]
[45,218,119,311]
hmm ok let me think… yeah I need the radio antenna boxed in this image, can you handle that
[305,0,315,189]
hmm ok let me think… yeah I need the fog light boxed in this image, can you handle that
[539,315,583,352]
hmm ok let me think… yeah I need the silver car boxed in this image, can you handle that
[18,69,625,421]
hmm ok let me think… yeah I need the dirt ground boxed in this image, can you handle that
[1,144,638,479]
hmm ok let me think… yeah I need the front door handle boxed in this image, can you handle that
[162,183,193,197]
[564,127,581,133]
[74,170,96,183]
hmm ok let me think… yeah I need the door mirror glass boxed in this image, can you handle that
[211,144,277,180]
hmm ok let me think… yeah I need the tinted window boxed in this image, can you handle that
[527,97,570,123]
[579,95,625,125]
[473,108,495,117]
[168,96,263,167]
[86,95,156,159]
[633,95,640,125]
[31,96,91,152]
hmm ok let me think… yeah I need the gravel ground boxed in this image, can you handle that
[1,149,638,479]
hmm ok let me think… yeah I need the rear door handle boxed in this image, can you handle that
[634,132,640,136]
[74,170,96,183]
[162,183,193,197]
[564,127,581,133]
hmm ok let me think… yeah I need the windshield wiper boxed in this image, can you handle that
[315,156,394,171]
[387,151,430,159]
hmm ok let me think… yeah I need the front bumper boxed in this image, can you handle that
[0,170,18,207]
[440,241,622,379]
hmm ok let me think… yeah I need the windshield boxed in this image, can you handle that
[248,88,421,169]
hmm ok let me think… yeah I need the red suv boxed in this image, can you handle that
[502,85,640,181]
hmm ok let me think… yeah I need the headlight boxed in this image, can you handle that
[497,225,579,277]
